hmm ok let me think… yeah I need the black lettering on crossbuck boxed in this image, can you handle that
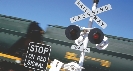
[84,9,88,12]
[105,6,108,10]
[97,10,99,14]
[92,11,96,15]
[101,22,104,26]
[76,0,88,13]
[73,17,77,21]
[100,7,103,11]
[86,12,91,17]
[80,4,84,9]
[93,15,97,21]
[82,14,86,18]
[78,16,81,20]
[77,1,80,5]
[97,19,101,24]
[82,6,86,9]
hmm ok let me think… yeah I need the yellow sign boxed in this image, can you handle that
[64,52,111,68]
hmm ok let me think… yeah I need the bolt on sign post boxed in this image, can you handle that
[24,42,51,71]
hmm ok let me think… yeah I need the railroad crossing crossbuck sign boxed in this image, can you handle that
[70,0,112,29]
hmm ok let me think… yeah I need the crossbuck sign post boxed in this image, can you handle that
[69,0,112,71]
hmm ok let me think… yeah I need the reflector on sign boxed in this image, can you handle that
[96,36,109,50]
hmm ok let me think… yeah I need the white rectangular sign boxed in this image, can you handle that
[71,45,90,53]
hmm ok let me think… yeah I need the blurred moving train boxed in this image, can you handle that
[0,14,133,71]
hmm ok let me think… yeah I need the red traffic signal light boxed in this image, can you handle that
[88,28,104,44]
[93,33,99,39]
[65,25,80,40]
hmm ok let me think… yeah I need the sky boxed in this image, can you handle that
[0,0,133,39]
